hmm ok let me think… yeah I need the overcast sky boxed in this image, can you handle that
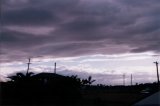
[0,0,160,85]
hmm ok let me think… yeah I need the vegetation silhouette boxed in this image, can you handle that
[1,71,159,106]
[1,71,95,105]
[70,75,95,86]
[8,72,34,82]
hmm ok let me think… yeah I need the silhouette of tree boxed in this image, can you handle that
[82,76,95,85]
[88,76,96,85]
[71,75,81,85]
[8,72,34,83]
[70,75,96,86]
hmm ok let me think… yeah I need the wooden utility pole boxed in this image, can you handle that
[26,58,31,75]
[54,62,56,74]
[123,74,125,86]
[154,61,159,84]
[131,74,133,86]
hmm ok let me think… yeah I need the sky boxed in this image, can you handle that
[0,0,160,85]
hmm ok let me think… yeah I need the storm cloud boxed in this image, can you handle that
[1,0,160,62]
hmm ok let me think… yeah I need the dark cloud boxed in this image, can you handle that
[2,8,58,26]
[1,0,160,62]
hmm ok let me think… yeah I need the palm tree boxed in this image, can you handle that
[8,72,34,82]
[82,76,95,85]
[87,76,96,85]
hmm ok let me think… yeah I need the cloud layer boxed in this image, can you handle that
[1,0,160,62]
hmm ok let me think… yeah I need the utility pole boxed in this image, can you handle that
[131,74,133,86]
[26,58,31,75]
[123,74,125,86]
[54,62,56,74]
[154,61,159,85]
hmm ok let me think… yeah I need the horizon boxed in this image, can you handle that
[0,0,160,85]
[0,52,159,85]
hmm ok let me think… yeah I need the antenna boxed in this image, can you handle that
[54,62,56,74]
[154,61,159,85]
[26,58,31,75]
